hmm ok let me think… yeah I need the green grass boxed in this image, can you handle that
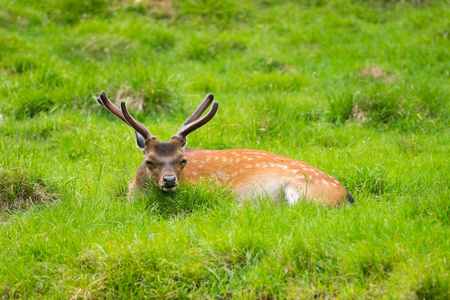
[1,0,449,298]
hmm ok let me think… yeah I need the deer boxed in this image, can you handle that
[96,92,354,206]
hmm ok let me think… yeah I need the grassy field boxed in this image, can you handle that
[1,0,450,298]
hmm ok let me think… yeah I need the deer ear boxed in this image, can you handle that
[182,137,187,152]
[135,131,145,153]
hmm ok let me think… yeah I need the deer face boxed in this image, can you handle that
[144,137,187,191]
[96,92,218,193]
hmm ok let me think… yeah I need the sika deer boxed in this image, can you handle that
[97,92,354,205]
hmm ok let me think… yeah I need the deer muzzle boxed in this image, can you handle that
[161,174,178,191]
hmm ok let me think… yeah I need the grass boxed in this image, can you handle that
[0,168,57,213]
[0,0,449,298]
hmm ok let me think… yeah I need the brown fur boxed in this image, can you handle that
[129,137,187,192]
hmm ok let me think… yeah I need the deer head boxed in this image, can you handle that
[97,92,219,191]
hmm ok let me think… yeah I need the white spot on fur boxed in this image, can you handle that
[331,182,337,187]
[245,164,252,168]
[216,171,228,181]
[292,169,299,175]
[284,186,300,205]
[247,158,254,161]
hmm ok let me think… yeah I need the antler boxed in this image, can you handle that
[173,93,219,143]
[120,101,153,139]
[97,91,155,140]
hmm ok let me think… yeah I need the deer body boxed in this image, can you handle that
[185,148,351,205]
[97,92,354,206]
[130,148,352,206]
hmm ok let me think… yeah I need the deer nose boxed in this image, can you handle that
[163,175,177,187]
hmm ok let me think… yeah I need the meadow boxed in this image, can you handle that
[0,0,449,298]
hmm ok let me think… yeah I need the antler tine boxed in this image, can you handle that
[97,91,130,125]
[120,101,154,140]
[180,93,215,127]
[174,100,219,142]
[98,91,155,140]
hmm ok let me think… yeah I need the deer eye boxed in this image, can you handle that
[145,161,155,168]
[180,159,187,166]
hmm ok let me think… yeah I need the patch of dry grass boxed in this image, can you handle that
[361,66,394,82]
[114,85,145,112]
[119,0,175,19]
[0,170,56,213]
